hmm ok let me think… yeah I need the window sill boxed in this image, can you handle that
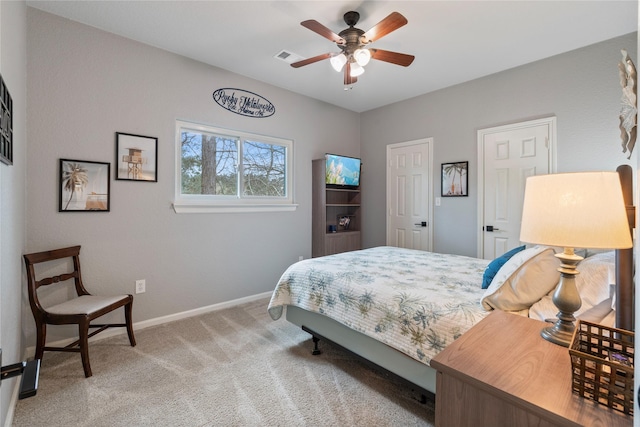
[172,202,298,214]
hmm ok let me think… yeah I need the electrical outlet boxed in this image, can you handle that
[298,255,304,261]
[135,279,146,294]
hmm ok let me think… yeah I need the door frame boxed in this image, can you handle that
[386,137,434,251]
[476,117,557,258]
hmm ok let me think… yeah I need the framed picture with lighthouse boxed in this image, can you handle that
[115,132,158,182]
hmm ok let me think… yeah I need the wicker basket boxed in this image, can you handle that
[569,320,634,414]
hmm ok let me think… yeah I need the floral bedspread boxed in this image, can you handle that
[268,246,491,366]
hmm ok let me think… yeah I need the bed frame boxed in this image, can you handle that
[287,164,635,397]
[287,306,437,396]
[616,165,635,332]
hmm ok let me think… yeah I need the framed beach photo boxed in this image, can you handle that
[441,161,468,197]
[116,132,158,182]
[59,159,110,212]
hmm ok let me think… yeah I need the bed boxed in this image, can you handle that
[267,166,635,397]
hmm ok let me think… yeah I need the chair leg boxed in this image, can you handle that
[125,301,136,347]
[79,319,92,378]
[34,321,46,360]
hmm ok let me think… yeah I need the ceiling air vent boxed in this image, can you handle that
[274,50,304,65]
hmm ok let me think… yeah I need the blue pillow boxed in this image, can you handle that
[482,245,526,289]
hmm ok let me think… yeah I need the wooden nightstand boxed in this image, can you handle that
[430,310,633,427]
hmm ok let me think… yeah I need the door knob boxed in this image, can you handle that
[414,221,427,227]
[485,225,500,232]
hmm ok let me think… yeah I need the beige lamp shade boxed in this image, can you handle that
[520,172,632,249]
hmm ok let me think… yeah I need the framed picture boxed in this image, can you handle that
[59,159,110,212]
[115,132,158,182]
[441,161,468,197]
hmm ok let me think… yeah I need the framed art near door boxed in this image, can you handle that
[441,161,468,197]
[59,159,110,212]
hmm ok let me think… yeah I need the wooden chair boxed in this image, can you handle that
[23,245,136,377]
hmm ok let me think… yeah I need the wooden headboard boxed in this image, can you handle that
[616,165,635,331]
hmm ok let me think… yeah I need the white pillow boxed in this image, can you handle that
[575,251,615,308]
[481,246,561,311]
[529,251,615,325]
[529,297,615,327]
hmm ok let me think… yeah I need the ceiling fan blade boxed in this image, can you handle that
[291,53,333,68]
[370,49,415,67]
[344,63,357,85]
[301,20,345,44]
[362,12,408,43]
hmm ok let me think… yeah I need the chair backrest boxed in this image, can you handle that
[23,246,89,317]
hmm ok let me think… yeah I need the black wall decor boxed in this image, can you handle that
[212,88,275,118]
[0,74,13,165]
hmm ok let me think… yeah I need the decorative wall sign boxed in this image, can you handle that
[0,74,13,165]
[441,161,468,197]
[59,159,110,212]
[212,88,275,118]
[116,132,158,182]
[619,49,637,159]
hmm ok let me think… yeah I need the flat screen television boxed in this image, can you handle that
[325,153,361,189]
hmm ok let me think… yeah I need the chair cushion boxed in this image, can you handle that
[46,295,129,315]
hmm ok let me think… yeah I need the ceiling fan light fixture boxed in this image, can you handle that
[330,53,347,72]
[354,48,371,66]
[350,62,365,77]
[294,11,413,87]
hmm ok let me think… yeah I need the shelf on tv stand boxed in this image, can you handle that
[327,187,360,192]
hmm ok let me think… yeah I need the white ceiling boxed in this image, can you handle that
[27,1,638,113]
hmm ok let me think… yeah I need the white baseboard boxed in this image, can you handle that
[22,291,273,358]
[131,290,273,333]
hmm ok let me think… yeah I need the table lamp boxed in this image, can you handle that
[519,172,633,346]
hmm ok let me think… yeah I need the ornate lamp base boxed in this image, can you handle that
[541,321,575,347]
[541,249,583,347]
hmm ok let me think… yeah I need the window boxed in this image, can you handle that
[174,120,295,213]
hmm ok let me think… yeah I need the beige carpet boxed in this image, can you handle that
[13,298,435,426]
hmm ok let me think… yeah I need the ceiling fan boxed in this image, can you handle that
[292,11,415,86]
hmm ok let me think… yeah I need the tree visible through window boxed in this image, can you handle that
[181,131,238,196]
[176,121,291,206]
[242,140,286,197]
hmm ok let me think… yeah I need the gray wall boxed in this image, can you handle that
[360,32,638,257]
[0,1,27,424]
[25,8,360,343]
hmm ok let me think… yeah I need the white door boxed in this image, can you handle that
[386,138,433,251]
[477,117,556,259]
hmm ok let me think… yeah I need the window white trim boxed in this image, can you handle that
[171,202,298,214]
[174,120,296,213]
